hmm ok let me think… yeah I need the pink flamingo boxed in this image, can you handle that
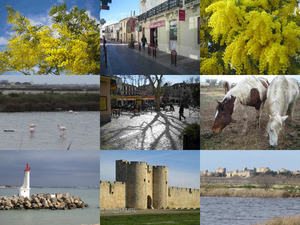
[57,124,67,137]
[29,124,35,136]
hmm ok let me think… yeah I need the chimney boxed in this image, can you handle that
[134,11,135,16]
[131,11,132,17]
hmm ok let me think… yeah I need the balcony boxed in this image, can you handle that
[138,0,197,21]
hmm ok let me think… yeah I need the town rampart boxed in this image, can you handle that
[100,181,126,209]
[167,187,200,209]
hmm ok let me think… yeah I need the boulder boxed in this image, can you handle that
[0,194,88,210]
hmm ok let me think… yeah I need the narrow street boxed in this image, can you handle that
[101,41,182,75]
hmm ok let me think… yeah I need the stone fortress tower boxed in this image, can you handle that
[116,160,168,209]
[18,163,31,198]
[100,160,200,210]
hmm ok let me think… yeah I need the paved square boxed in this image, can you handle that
[100,106,199,150]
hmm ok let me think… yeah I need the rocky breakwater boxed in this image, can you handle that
[0,195,88,210]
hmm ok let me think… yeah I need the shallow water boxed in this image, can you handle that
[0,112,99,150]
[201,197,300,225]
[0,188,99,225]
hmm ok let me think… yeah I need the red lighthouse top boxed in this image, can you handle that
[25,163,31,172]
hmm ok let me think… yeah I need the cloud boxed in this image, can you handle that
[0,151,100,187]
[57,0,64,3]
[28,14,53,26]
[0,37,8,45]
[86,10,100,24]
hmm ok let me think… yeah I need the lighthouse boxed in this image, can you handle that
[18,163,31,198]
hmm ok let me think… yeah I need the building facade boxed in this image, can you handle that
[100,76,112,124]
[119,18,129,42]
[100,160,200,210]
[138,0,200,59]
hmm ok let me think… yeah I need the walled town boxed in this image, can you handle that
[201,167,300,178]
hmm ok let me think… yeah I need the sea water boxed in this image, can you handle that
[0,188,99,225]
[201,196,300,225]
[0,112,99,150]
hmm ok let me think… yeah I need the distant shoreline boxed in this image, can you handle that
[0,93,99,112]
[0,187,100,189]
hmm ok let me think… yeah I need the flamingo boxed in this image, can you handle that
[57,124,67,137]
[29,124,35,136]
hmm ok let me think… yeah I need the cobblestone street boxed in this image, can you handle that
[100,106,199,150]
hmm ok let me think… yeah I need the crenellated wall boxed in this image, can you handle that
[167,187,200,209]
[100,160,200,210]
[100,181,126,209]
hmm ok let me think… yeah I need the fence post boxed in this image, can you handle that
[148,44,151,56]
[171,50,177,67]
[153,46,156,58]
[104,45,107,68]
[139,42,141,52]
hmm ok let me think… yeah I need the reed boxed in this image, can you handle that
[254,214,300,225]
[200,188,290,198]
[0,93,99,112]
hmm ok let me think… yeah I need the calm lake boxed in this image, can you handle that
[0,112,99,150]
[201,197,300,225]
[0,188,99,225]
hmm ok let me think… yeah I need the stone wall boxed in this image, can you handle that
[167,187,200,209]
[100,181,126,209]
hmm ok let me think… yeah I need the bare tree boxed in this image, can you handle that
[255,175,276,190]
[145,75,166,111]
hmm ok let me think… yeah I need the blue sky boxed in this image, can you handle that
[0,151,99,187]
[0,0,99,49]
[201,150,300,172]
[100,0,140,26]
[164,75,199,84]
[0,75,100,85]
[100,150,200,189]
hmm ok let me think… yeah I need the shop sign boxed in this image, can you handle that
[147,20,165,29]
[179,10,185,21]
[131,20,134,32]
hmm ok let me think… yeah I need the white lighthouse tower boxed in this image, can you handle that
[18,163,31,198]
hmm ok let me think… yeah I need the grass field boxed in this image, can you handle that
[200,86,300,150]
[100,212,200,225]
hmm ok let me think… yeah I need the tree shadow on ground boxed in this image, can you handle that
[100,111,191,150]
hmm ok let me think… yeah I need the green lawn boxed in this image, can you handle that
[100,212,200,225]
